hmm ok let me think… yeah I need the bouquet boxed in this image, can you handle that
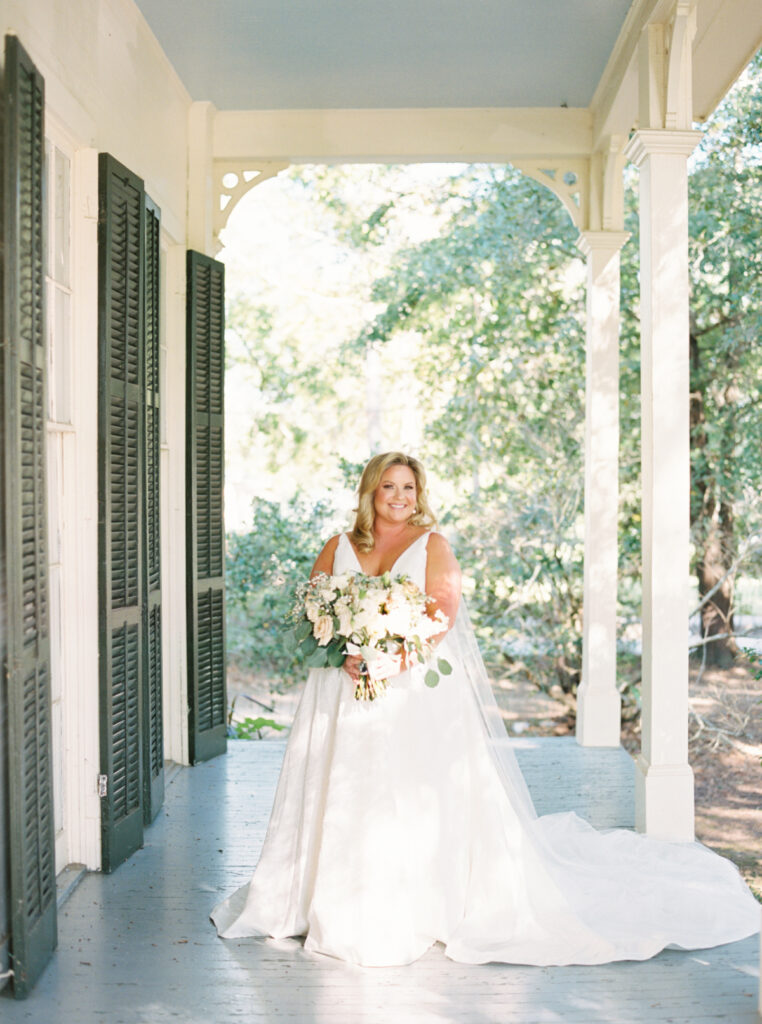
[289,570,452,700]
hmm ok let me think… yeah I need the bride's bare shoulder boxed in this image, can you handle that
[426,531,460,572]
[310,533,343,577]
[426,531,453,554]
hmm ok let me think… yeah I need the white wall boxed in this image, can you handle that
[0,0,192,870]
[2,0,190,239]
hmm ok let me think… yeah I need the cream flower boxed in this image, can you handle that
[313,615,334,646]
[335,601,353,637]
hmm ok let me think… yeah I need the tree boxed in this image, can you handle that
[342,166,591,687]
[686,50,762,664]
[223,51,762,695]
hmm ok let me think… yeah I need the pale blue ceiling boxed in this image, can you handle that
[134,0,632,110]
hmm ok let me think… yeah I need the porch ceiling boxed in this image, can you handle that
[134,0,632,111]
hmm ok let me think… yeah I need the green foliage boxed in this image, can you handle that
[224,52,762,700]
[338,166,589,691]
[226,496,341,683]
[741,647,762,682]
[687,50,762,557]
[226,290,364,483]
[229,716,286,740]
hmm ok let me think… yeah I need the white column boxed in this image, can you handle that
[624,128,700,840]
[575,231,629,747]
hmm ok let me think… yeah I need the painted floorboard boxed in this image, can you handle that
[1,740,757,1024]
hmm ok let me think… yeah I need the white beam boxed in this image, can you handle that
[693,0,762,120]
[213,107,592,164]
[188,100,216,255]
[592,0,762,147]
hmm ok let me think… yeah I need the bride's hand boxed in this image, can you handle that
[343,651,405,682]
[343,654,364,682]
[365,650,403,681]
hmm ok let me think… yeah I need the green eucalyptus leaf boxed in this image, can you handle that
[295,619,313,642]
[305,647,329,667]
[424,669,440,688]
[327,644,346,667]
[301,635,318,655]
[438,658,453,675]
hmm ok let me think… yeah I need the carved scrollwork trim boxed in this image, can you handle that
[213,160,290,245]
[512,159,589,230]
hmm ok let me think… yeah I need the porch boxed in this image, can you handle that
[2,741,757,1024]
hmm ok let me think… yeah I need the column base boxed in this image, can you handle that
[635,754,694,840]
[575,684,621,747]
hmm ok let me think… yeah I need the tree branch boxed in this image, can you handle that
[688,631,762,649]
[689,537,762,616]
[691,310,748,338]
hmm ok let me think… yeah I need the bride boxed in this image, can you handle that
[211,452,759,967]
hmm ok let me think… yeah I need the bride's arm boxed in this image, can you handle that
[309,534,341,579]
[425,533,462,642]
[309,535,364,681]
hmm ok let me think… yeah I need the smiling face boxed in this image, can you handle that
[373,464,418,526]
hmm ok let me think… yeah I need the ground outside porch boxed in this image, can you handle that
[1,739,758,1023]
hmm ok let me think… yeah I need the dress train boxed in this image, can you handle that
[211,531,759,966]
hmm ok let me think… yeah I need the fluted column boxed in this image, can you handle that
[575,231,629,747]
[624,127,700,840]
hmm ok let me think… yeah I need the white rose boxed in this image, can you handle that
[314,615,334,646]
[360,593,383,618]
[335,603,353,637]
[350,608,374,633]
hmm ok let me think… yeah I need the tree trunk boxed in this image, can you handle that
[690,328,738,666]
[695,502,738,666]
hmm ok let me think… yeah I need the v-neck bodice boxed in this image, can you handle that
[334,531,431,587]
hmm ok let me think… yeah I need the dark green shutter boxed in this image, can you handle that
[186,251,226,763]
[1,34,57,998]
[98,153,145,872]
[143,195,163,823]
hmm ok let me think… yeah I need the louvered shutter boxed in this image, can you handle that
[186,251,227,763]
[142,195,163,823]
[98,153,145,872]
[1,35,57,998]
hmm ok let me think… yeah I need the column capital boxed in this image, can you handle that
[624,128,702,167]
[576,230,630,259]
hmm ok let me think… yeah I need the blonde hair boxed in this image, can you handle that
[350,452,436,552]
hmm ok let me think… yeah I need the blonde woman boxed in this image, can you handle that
[212,452,759,968]
[312,453,460,688]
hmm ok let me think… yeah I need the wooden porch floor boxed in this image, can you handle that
[2,740,758,1023]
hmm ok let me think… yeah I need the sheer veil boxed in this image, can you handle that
[449,599,537,823]
[444,591,758,960]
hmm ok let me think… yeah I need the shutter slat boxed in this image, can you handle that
[186,251,226,764]
[2,34,57,999]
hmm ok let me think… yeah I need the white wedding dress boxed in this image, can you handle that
[211,531,759,967]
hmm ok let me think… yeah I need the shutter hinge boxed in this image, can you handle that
[98,774,108,798]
